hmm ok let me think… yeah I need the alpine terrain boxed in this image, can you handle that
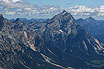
[77,17,104,43]
[0,10,104,69]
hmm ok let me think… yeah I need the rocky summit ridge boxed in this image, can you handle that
[0,11,104,69]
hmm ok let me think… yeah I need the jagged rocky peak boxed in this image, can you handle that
[51,10,73,21]
[87,17,95,20]
[43,10,82,39]
[85,17,96,22]
[0,14,4,21]
[15,18,20,22]
[77,18,84,21]
[14,18,22,23]
[44,10,104,58]
[48,10,78,26]
[0,14,2,16]
[0,14,3,16]
[1,11,104,69]
[61,10,68,15]
[61,10,72,16]
[0,14,5,30]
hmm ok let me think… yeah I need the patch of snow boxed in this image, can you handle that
[59,29,63,33]
[62,11,67,15]
[70,19,73,23]
[21,23,23,24]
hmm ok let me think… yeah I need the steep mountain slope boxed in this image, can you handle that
[42,11,104,58]
[0,11,104,69]
[0,12,86,69]
[77,17,104,35]
[0,14,5,30]
[0,15,63,69]
[77,17,104,43]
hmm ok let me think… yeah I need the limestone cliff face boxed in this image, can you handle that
[0,11,104,69]
[42,10,104,58]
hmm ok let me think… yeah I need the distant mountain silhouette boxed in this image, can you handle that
[77,17,104,43]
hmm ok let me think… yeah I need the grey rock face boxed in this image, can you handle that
[77,17,104,43]
[0,14,5,30]
[0,11,104,69]
[43,11,104,58]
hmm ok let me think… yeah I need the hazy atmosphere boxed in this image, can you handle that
[1,0,104,69]
[0,0,104,19]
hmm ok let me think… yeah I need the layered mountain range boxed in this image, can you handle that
[77,17,104,43]
[0,11,104,69]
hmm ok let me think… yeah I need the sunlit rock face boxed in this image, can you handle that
[42,10,104,58]
[0,11,104,69]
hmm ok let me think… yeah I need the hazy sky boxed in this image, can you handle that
[25,0,104,7]
[0,0,104,19]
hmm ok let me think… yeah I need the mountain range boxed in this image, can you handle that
[77,17,104,43]
[0,11,104,69]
